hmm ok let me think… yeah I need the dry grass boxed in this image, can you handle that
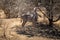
[0,18,60,40]
[0,18,23,39]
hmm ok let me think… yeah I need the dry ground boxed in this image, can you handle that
[0,18,60,40]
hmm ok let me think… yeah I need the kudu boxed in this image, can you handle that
[21,6,49,27]
[21,7,38,27]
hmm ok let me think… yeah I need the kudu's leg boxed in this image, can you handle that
[21,15,28,27]
[22,19,27,27]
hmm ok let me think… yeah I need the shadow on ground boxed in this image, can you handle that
[16,23,60,39]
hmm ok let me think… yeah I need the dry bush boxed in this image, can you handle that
[52,3,60,31]
[0,0,36,18]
